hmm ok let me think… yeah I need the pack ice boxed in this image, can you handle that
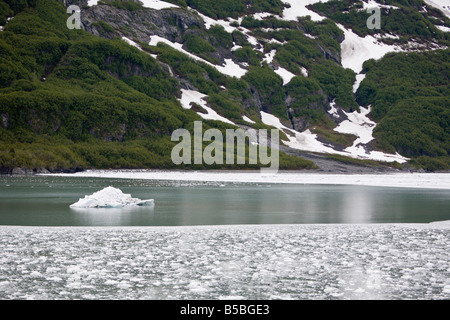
[70,186,154,208]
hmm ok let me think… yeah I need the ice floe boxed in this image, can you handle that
[0,224,449,299]
[70,186,154,208]
[47,170,450,190]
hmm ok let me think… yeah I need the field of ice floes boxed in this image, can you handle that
[0,223,449,300]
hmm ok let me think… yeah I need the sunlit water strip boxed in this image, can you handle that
[1,223,449,300]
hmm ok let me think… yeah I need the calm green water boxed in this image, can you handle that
[0,175,449,226]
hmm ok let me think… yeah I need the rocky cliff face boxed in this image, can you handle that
[81,4,204,43]
[65,0,340,130]
[53,0,446,167]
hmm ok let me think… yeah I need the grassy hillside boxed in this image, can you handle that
[0,0,448,172]
[0,0,316,172]
[356,50,449,170]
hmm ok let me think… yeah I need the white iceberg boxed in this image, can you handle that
[70,186,154,208]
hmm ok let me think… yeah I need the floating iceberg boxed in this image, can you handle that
[70,186,154,208]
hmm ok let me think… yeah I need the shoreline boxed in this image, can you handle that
[35,169,450,190]
[0,220,449,229]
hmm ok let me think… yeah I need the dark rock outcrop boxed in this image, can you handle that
[77,2,205,44]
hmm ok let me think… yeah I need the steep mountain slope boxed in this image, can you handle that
[0,0,449,172]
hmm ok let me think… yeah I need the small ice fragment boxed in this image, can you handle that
[69,186,154,208]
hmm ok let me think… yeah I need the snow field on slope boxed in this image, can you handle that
[260,111,409,163]
[242,115,256,124]
[337,24,402,74]
[118,2,439,163]
[148,36,247,79]
[178,89,236,125]
[139,0,178,10]
[280,0,331,22]
[423,0,450,19]
[89,0,178,10]
[0,224,449,300]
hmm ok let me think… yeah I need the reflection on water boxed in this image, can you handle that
[0,175,449,226]
[341,188,374,224]
[69,206,155,226]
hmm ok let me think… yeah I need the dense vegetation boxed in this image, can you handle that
[0,0,448,172]
[310,0,450,43]
[356,50,449,161]
[0,0,317,172]
[165,0,286,20]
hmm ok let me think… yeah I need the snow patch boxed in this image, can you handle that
[122,37,158,59]
[423,0,450,19]
[353,74,367,93]
[179,89,207,110]
[140,0,179,10]
[253,12,274,21]
[149,36,247,78]
[374,33,400,40]
[436,25,450,32]
[300,66,309,77]
[0,16,13,31]
[191,9,263,52]
[122,37,141,49]
[266,38,287,45]
[179,89,235,125]
[219,59,247,79]
[280,0,331,22]
[260,111,336,154]
[360,0,399,10]
[305,33,317,39]
[261,108,408,163]
[262,49,303,82]
[334,106,376,145]
[328,99,339,118]
[274,67,295,85]
[263,49,277,64]
[334,106,409,163]
[242,115,256,124]
[338,23,401,74]
[70,186,154,208]
[231,43,242,51]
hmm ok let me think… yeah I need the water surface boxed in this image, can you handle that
[1,176,449,226]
